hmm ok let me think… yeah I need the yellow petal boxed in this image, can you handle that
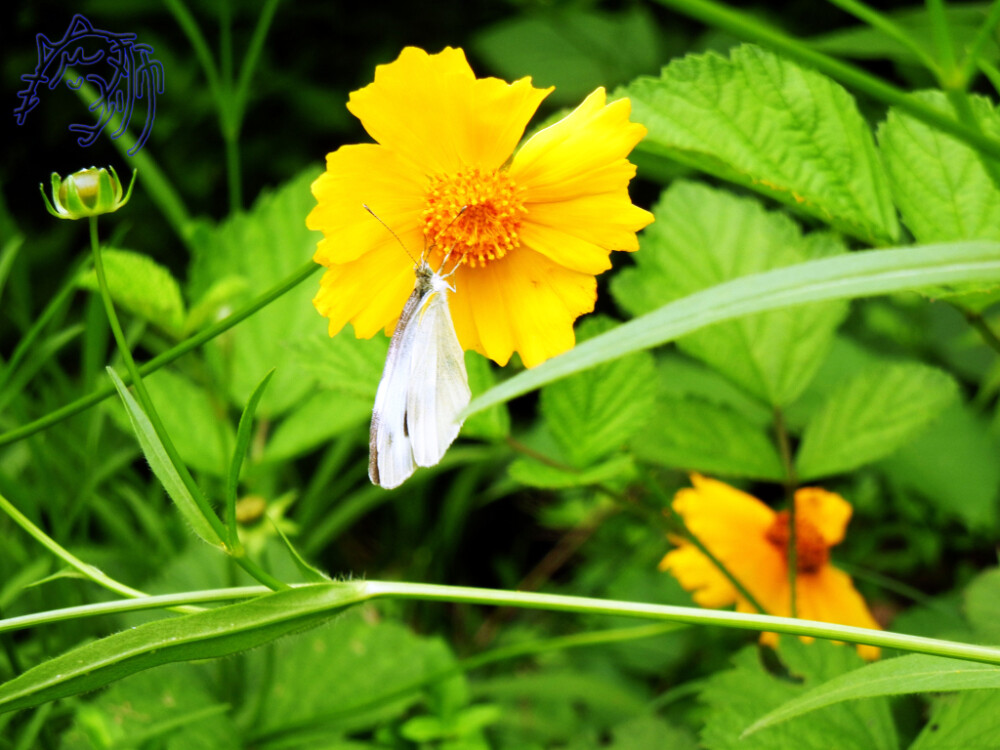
[795,487,853,547]
[661,545,738,608]
[347,47,551,175]
[307,144,426,265]
[510,89,649,202]
[519,195,653,273]
[675,475,776,553]
[798,567,881,659]
[451,247,596,367]
[313,244,416,339]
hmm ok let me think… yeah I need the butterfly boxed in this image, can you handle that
[368,234,471,489]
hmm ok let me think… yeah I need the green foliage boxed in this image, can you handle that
[539,316,657,468]
[78,248,187,338]
[702,640,897,749]
[613,181,847,407]
[795,362,958,480]
[623,44,899,244]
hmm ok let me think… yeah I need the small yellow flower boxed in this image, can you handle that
[661,474,881,660]
[307,47,653,367]
[41,166,136,220]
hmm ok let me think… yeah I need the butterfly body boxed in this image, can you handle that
[368,260,470,489]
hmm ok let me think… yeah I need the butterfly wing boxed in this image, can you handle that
[369,287,423,488]
[405,274,471,468]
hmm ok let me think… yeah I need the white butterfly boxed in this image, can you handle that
[368,255,471,489]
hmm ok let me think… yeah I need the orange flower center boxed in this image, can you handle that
[422,167,525,267]
[765,511,829,574]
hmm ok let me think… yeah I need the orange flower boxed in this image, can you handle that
[660,474,881,660]
[306,47,653,367]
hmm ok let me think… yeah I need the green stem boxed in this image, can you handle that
[90,219,286,592]
[957,0,1000,88]
[927,0,958,82]
[639,466,769,615]
[651,0,1000,162]
[0,492,148,601]
[233,0,282,121]
[965,308,1000,356]
[8,581,1000,667]
[0,261,319,448]
[163,0,222,101]
[774,408,799,617]
[826,0,939,75]
[224,133,242,213]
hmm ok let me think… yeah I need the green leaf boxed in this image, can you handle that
[795,362,958,480]
[189,168,323,416]
[880,401,1000,531]
[703,640,897,749]
[508,453,635,489]
[108,368,235,476]
[463,351,510,440]
[878,91,1000,310]
[79,248,186,338]
[227,370,275,545]
[612,182,848,406]
[964,568,1000,644]
[540,316,657,467]
[622,45,899,244]
[743,653,1000,737]
[106,368,223,546]
[473,6,666,106]
[465,241,1000,419]
[261,392,370,463]
[631,396,784,480]
[909,689,1000,750]
[246,609,459,736]
[291,331,388,399]
[59,664,238,750]
[0,583,366,715]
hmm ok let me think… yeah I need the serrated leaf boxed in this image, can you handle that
[878,91,1000,310]
[909,689,1000,750]
[612,182,848,407]
[540,316,657,467]
[744,653,1000,737]
[189,169,323,416]
[106,368,223,546]
[473,6,665,106]
[702,640,897,749]
[465,241,1000,418]
[795,362,958,480]
[291,330,388,400]
[79,248,186,337]
[623,45,899,244]
[880,401,1000,531]
[108,368,235,476]
[508,453,635,489]
[631,396,784,480]
[0,583,367,714]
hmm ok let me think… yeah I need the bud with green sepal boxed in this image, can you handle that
[40,166,137,220]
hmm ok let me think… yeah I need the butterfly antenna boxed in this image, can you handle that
[363,204,419,264]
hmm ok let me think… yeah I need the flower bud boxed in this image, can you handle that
[40,166,136,220]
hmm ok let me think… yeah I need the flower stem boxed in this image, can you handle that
[826,0,939,76]
[88,218,286,592]
[773,408,799,617]
[0,260,319,448]
[957,0,1000,88]
[965,308,1000,356]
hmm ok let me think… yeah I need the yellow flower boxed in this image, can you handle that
[306,47,653,367]
[660,474,881,660]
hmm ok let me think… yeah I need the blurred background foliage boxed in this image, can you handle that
[2,0,1000,748]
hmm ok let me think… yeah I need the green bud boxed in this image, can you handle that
[40,166,137,220]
